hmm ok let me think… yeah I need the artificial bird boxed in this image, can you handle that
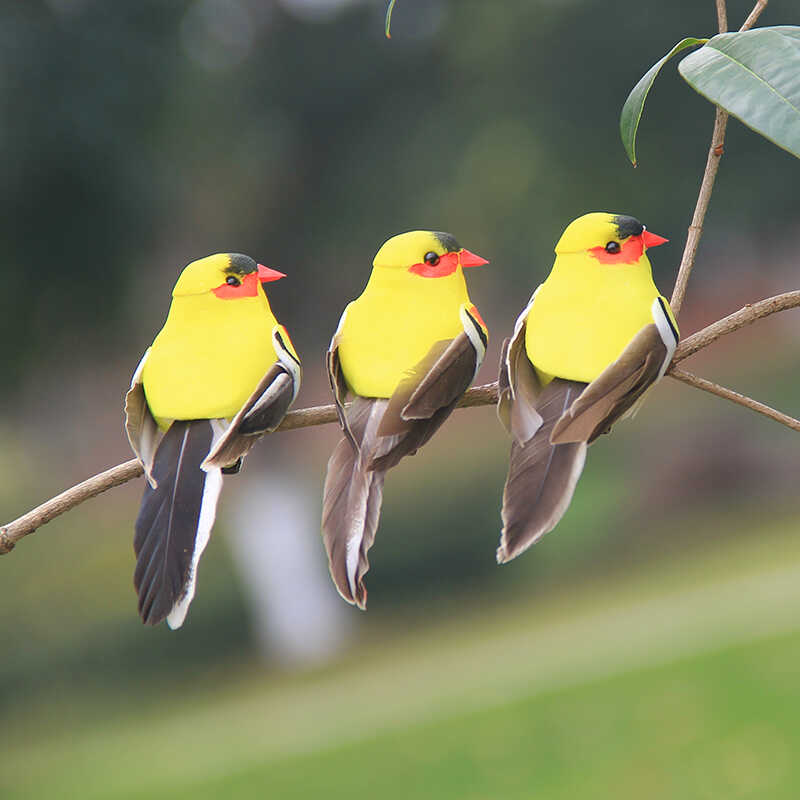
[497,212,677,562]
[125,252,300,628]
[323,230,489,608]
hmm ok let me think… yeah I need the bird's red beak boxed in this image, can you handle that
[257,264,286,282]
[459,248,490,268]
[641,231,668,249]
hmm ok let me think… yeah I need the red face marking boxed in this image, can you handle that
[212,272,261,299]
[212,265,286,299]
[589,230,668,265]
[408,248,489,278]
[589,235,644,265]
[409,251,460,278]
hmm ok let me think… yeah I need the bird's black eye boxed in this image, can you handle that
[605,241,621,254]
[226,275,241,286]
[424,251,440,266]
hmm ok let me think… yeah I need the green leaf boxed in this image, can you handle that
[679,26,800,160]
[620,38,707,166]
[385,0,397,39]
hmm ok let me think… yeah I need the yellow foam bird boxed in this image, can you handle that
[125,253,300,628]
[323,230,489,608]
[497,213,677,562]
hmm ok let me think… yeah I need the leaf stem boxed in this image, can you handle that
[385,0,397,38]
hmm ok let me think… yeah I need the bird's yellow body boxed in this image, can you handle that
[525,213,676,383]
[337,265,471,398]
[142,254,281,427]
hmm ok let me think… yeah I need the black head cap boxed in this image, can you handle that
[433,231,461,253]
[613,215,645,239]
[226,253,258,275]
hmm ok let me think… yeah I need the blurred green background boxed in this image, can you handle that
[2,1,799,798]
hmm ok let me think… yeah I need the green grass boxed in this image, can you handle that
[152,630,800,800]
[4,521,800,800]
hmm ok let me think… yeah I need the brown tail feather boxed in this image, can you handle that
[321,398,394,609]
[134,420,219,626]
[498,379,588,563]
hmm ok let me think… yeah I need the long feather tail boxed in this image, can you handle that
[321,398,393,609]
[497,379,588,564]
[133,420,223,628]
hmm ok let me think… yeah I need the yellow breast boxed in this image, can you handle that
[337,266,470,398]
[142,291,279,425]
[525,252,663,383]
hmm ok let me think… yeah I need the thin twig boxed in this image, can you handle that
[740,0,768,32]
[669,0,730,314]
[0,459,144,554]
[673,291,800,363]
[670,108,729,316]
[716,0,728,33]
[670,0,768,316]
[668,367,800,432]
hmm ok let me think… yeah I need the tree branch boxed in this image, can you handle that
[673,290,800,363]
[3,287,799,554]
[668,367,800,431]
[0,459,144,555]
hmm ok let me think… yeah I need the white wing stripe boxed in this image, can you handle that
[130,348,150,388]
[459,305,487,380]
[167,421,226,630]
[508,286,540,399]
[272,328,301,401]
[650,297,678,380]
[246,372,293,420]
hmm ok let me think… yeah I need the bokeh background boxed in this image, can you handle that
[2,1,799,797]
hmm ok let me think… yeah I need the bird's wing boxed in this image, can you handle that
[369,303,487,470]
[401,303,487,418]
[124,348,162,487]
[203,325,301,470]
[498,378,588,563]
[497,289,544,444]
[134,419,224,628]
[327,305,355,447]
[551,299,678,445]
[497,337,512,431]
